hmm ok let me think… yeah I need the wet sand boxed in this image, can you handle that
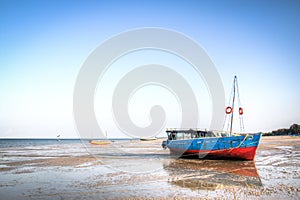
[0,136,299,199]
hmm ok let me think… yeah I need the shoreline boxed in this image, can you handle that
[0,136,299,199]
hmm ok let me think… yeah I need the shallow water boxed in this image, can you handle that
[0,136,299,199]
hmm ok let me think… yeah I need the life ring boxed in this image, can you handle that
[225,106,233,114]
[239,107,244,115]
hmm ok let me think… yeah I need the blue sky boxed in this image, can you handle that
[1,0,299,138]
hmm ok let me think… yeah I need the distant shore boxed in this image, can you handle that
[262,123,300,136]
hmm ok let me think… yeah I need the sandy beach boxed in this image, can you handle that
[0,136,299,199]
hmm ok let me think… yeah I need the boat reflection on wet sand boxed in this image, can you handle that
[164,159,262,191]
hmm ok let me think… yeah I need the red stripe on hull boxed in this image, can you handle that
[170,146,258,161]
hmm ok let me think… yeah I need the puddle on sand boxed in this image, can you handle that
[164,159,262,191]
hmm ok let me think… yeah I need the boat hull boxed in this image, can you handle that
[140,138,157,141]
[90,140,110,145]
[163,133,262,161]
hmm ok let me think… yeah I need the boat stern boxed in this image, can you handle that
[162,140,168,149]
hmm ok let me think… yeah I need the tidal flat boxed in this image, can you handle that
[0,136,299,199]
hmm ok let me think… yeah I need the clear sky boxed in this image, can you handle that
[1,0,299,138]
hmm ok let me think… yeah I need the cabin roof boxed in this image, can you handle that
[166,129,207,134]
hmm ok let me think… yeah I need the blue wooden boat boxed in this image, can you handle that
[162,130,261,160]
[162,76,262,161]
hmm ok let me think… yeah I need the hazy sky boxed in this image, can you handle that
[1,0,299,138]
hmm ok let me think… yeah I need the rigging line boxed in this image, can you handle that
[228,134,249,152]
[223,77,235,132]
[222,108,230,132]
[229,76,237,135]
[240,117,245,133]
[236,76,242,108]
[228,79,235,106]
[236,77,245,133]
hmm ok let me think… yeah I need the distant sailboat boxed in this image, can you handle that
[57,134,61,143]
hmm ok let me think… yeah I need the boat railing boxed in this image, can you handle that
[165,128,255,140]
[166,129,230,140]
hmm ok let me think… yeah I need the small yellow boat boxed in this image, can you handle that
[90,140,110,145]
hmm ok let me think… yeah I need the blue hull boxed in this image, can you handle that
[162,133,262,160]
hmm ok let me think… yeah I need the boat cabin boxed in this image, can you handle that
[166,129,227,140]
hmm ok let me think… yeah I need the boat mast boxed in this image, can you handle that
[229,76,237,136]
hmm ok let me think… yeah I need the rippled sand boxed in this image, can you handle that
[0,136,299,199]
